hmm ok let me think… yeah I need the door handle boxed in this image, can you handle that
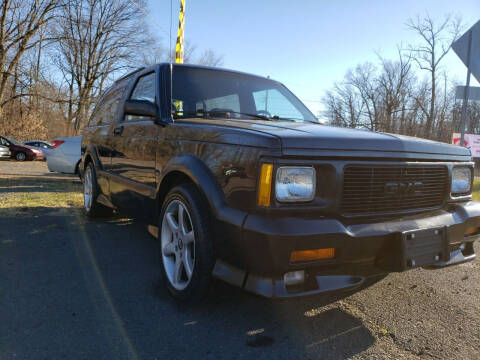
[113,125,124,136]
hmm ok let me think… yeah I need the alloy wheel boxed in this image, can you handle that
[84,168,93,212]
[161,199,195,290]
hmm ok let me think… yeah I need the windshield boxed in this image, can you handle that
[4,136,19,145]
[171,66,317,123]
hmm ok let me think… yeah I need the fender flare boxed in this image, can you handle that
[158,155,226,217]
[83,144,103,171]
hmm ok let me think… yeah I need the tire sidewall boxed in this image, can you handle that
[84,162,102,216]
[159,184,213,301]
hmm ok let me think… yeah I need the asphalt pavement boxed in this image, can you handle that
[1,162,479,360]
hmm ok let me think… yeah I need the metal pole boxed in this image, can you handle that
[175,0,186,64]
[460,30,473,146]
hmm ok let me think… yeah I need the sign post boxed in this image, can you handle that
[459,30,473,147]
[452,20,480,146]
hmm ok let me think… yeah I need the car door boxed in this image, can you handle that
[84,87,124,194]
[109,71,159,217]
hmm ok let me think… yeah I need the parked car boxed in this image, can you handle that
[0,136,44,161]
[23,140,53,159]
[46,136,82,174]
[80,63,479,301]
[0,145,10,159]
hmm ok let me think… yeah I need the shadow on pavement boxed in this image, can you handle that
[0,209,376,360]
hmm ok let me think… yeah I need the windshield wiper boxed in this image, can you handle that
[174,109,271,121]
[211,110,271,120]
[173,110,317,124]
[270,115,318,124]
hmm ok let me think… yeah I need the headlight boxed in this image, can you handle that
[276,167,315,202]
[452,167,472,195]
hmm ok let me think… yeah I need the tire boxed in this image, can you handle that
[159,183,215,302]
[83,162,113,217]
[75,160,82,180]
[15,152,26,161]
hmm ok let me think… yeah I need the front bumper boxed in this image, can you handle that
[214,201,480,298]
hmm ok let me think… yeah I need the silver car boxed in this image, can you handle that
[0,145,10,159]
[46,136,82,174]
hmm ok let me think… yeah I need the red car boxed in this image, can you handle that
[0,136,44,161]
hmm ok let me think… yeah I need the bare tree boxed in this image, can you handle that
[323,82,363,128]
[406,14,461,137]
[166,42,224,67]
[377,49,413,133]
[346,63,381,130]
[0,0,57,117]
[54,0,150,132]
[194,48,224,67]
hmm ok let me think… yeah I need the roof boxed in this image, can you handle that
[114,63,279,86]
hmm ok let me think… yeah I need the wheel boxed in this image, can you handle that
[15,152,26,161]
[83,162,113,217]
[159,183,214,301]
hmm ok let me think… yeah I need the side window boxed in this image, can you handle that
[126,72,156,122]
[130,73,156,103]
[99,88,124,125]
[0,137,9,146]
[89,88,124,126]
[88,97,107,127]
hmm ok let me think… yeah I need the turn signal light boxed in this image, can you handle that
[257,163,273,206]
[290,248,335,263]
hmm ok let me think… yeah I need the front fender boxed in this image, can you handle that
[159,155,246,228]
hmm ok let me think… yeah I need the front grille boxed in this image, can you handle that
[341,165,448,216]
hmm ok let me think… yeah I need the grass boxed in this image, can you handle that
[0,172,83,216]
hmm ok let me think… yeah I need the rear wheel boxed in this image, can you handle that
[83,162,113,217]
[15,152,26,161]
[159,183,214,301]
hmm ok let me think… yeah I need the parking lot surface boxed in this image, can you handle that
[1,162,479,359]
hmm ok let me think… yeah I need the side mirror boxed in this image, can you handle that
[124,99,158,118]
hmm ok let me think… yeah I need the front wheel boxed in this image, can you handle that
[159,184,214,301]
[15,152,26,161]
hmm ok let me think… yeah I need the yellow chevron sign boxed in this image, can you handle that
[175,0,186,63]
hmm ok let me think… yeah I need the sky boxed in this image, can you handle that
[145,0,480,116]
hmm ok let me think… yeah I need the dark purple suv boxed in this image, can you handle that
[79,63,479,301]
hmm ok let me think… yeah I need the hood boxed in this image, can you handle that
[177,118,470,161]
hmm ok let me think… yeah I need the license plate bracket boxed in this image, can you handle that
[399,226,449,270]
